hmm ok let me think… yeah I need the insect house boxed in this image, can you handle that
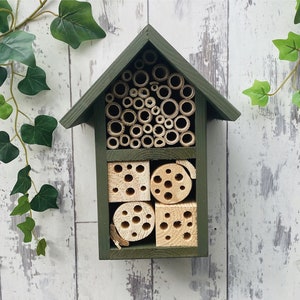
[60,25,240,260]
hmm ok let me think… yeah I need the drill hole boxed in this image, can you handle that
[134,205,142,213]
[127,164,132,170]
[165,213,170,218]
[122,210,128,216]
[155,189,160,194]
[146,214,152,219]
[164,192,173,200]
[166,169,171,174]
[121,221,130,228]
[140,185,146,191]
[184,211,192,218]
[114,165,123,173]
[126,188,135,195]
[142,223,151,230]
[183,232,191,240]
[187,222,193,227]
[164,180,172,188]
[112,188,118,193]
[136,165,145,173]
[165,235,171,240]
[132,232,137,237]
[175,173,183,181]
[132,216,140,224]
[180,186,185,190]
[160,222,168,230]
[173,221,182,228]
[154,175,162,183]
[124,174,133,182]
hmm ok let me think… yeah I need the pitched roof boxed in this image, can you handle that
[60,25,240,128]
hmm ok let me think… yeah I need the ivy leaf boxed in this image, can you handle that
[10,194,31,216]
[11,165,32,195]
[18,66,50,96]
[295,0,300,24]
[273,32,300,61]
[30,184,59,212]
[292,91,300,108]
[17,217,35,243]
[50,0,106,49]
[0,31,36,67]
[0,131,19,163]
[21,115,58,147]
[243,80,271,106]
[37,238,47,256]
[0,94,13,120]
[0,67,8,86]
[0,0,12,33]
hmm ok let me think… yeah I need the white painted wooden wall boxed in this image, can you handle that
[1,0,299,299]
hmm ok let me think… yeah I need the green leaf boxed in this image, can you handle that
[11,165,32,195]
[295,0,300,23]
[10,194,31,216]
[21,115,58,147]
[292,91,300,107]
[50,0,106,49]
[0,31,36,67]
[30,184,59,212]
[273,32,300,61]
[0,67,8,86]
[0,131,19,163]
[17,217,35,243]
[0,0,12,33]
[0,94,13,119]
[18,66,50,96]
[37,238,47,256]
[243,80,271,106]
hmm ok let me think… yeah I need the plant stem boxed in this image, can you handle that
[267,58,300,96]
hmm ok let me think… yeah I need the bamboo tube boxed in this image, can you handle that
[119,134,130,147]
[121,109,137,126]
[164,118,174,130]
[130,124,143,138]
[138,87,150,99]
[141,135,154,148]
[105,102,122,120]
[152,64,170,82]
[154,137,166,148]
[134,58,144,69]
[151,106,160,116]
[179,99,196,117]
[179,131,196,147]
[153,124,166,137]
[107,136,119,149]
[105,93,114,103]
[143,123,153,135]
[133,70,149,87]
[165,129,180,146]
[150,81,159,92]
[156,85,172,100]
[107,120,125,137]
[130,138,141,149]
[142,49,158,65]
[129,88,138,98]
[174,115,190,132]
[155,115,165,125]
[133,97,145,110]
[180,84,195,99]
[137,108,152,124]
[160,98,179,119]
[121,69,132,82]
[112,80,129,99]
[145,97,156,108]
[122,96,133,108]
[167,73,185,90]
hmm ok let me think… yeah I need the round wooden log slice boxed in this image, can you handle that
[150,163,192,204]
[113,202,155,242]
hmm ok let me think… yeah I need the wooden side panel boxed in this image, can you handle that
[228,1,300,299]
[149,0,228,299]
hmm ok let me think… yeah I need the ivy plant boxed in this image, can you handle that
[0,0,106,256]
[243,0,300,108]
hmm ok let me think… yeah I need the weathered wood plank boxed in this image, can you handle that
[149,0,228,299]
[228,0,300,299]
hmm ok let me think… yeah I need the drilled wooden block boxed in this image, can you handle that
[108,161,150,202]
[155,201,197,247]
[113,202,155,242]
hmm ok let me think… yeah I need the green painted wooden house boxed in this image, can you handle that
[60,25,240,260]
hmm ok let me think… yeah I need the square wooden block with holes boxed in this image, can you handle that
[108,161,150,202]
[155,202,197,247]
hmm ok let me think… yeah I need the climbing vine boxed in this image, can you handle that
[0,0,105,255]
[243,0,300,107]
